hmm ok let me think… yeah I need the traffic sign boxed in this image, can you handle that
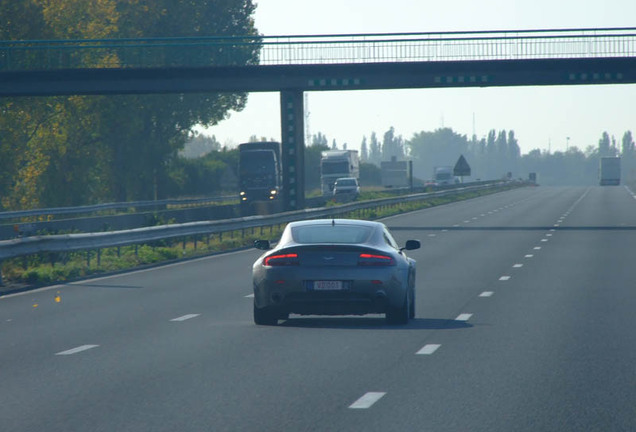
[454,155,471,177]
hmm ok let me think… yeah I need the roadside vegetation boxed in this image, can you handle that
[1,184,520,289]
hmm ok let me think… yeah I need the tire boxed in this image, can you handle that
[253,303,278,326]
[386,291,410,325]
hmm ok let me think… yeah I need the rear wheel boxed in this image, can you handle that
[253,303,278,326]
[409,287,416,319]
[386,291,410,325]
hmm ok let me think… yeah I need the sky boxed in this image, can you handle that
[199,0,636,155]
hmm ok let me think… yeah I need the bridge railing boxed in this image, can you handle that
[1,27,635,71]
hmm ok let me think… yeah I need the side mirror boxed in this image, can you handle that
[403,239,421,251]
[254,239,271,250]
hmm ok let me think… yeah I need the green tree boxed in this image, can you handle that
[0,1,260,208]
[598,131,611,156]
[382,126,404,161]
[360,136,368,162]
[368,132,381,166]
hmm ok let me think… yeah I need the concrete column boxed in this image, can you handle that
[280,90,305,211]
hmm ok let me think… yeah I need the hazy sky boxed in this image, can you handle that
[200,0,636,155]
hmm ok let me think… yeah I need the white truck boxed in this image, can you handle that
[599,157,621,186]
[434,166,454,185]
[320,150,360,195]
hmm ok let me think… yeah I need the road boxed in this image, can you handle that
[1,186,635,431]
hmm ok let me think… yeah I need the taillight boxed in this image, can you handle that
[264,253,299,266]
[358,253,395,266]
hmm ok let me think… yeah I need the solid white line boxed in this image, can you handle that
[245,293,255,298]
[349,392,386,409]
[170,314,200,322]
[56,345,99,356]
[416,344,441,355]
[455,313,473,321]
[479,291,494,297]
[499,276,511,281]
[513,264,523,268]
[525,254,534,258]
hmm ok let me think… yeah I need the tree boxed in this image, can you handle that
[311,132,328,147]
[598,131,611,156]
[368,132,381,166]
[621,131,634,157]
[0,1,261,207]
[382,126,405,161]
[360,136,368,162]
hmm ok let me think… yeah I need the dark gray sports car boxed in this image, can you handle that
[252,219,420,325]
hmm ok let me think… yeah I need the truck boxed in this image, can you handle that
[238,141,283,214]
[599,157,621,186]
[433,166,454,186]
[381,157,409,188]
[320,150,359,195]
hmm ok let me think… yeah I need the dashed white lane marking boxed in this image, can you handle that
[499,276,511,281]
[550,229,556,232]
[513,264,523,268]
[453,224,460,227]
[442,229,448,232]
[479,291,494,297]
[463,220,471,223]
[534,247,542,250]
[472,217,478,220]
[245,293,255,298]
[541,239,549,242]
[349,392,386,409]
[554,224,560,227]
[170,314,200,322]
[525,254,534,258]
[546,234,553,237]
[56,345,99,356]
[416,344,441,355]
[455,313,473,321]
[480,214,486,217]
[428,234,436,237]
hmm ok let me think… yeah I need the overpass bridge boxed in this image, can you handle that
[1,27,635,210]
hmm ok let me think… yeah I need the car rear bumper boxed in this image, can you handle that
[254,276,407,315]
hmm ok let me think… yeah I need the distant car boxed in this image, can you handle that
[332,177,360,198]
[252,219,420,325]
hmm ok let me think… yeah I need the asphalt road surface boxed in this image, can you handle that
[2,186,635,432]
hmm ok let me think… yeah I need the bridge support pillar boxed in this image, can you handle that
[280,90,305,211]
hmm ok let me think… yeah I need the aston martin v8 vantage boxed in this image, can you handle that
[252,219,420,325]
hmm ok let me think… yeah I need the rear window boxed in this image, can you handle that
[336,179,356,186]
[291,225,372,244]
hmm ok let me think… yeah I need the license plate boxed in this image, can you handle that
[313,280,344,291]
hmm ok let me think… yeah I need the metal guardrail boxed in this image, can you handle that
[0,194,236,221]
[0,183,506,276]
[1,28,635,71]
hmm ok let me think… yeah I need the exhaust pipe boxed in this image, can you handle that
[271,292,284,304]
